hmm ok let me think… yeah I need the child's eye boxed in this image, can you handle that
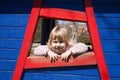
[53,41,57,43]
[60,41,63,43]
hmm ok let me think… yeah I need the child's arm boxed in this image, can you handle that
[69,43,88,55]
[34,45,59,62]
[34,45,49,56]
[47,50,60,62]
[61,43,88,62]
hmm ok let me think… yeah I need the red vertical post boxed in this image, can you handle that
[12,0,43,80]
[84,0,110,80]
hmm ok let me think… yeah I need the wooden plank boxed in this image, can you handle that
[23,73,100,80]
[0,27,25,38]
[96,17,120,29]
[0,71,13,80]
[22,71,120,80]
[101,40,120,52]
[0,39,22,49]
[25,65,120,78]
[12,0,42,80]
[108,65,120,78]
[104,53,120,65]
[40,7,87,22]
[24,52,96,69]
[84,0,110,79]
[25,65,99,76]
[99,29,120,40]
[0,14,29,26]
[95,13,120,17]
[24,65,120,78]
[0,49,19,60]
[0,60,16,71]
[1,71,120,80]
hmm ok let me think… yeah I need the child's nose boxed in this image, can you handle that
[56,43,60,47]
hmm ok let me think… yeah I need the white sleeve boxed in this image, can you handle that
[69,43,88,55]
[34,45,49,56]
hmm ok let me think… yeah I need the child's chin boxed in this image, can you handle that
[54,51,62,55]
[56,51,62,54]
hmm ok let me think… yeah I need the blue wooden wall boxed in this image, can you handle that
[0,0,120,80]
[0,0,34,80]
[93,0,120,80]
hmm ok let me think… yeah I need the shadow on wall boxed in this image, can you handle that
[0,0,34,14]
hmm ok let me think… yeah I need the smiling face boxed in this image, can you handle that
[47,26,70,54]
[50,38,67,55]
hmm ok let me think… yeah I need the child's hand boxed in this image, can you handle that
[47,50,60,62]
[61,50,72,62]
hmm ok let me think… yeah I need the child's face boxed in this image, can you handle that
[50,38,67,55]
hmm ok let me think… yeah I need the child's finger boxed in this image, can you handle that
[50,57,53,62]
[62,56,69,62]
[54,56,58,61]
[62,57,66,61]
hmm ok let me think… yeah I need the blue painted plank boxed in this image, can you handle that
[0,1,33,13]
[0,49,19,60]
[0,14,29,26]
[23,73,100,80]
[0,60,120,78]
[0,27,25,39]
[23,65,120,78]
[108,65,120,78]
[101,40,120,52]
[0,71,13,80]
[95,13,120,17]
[0,71,120,80]
[99,29,120,40]
[0,60,16,71]
[25,65,99,76]
[96,17,120,29]
[0,39,23,49]
[104,53,120,65]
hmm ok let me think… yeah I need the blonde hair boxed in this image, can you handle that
[47,25,70,47]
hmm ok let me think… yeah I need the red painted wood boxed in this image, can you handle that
[12,0,110,80]
[24,52,96,69]
[12,0,43,80]
[84,0,110,80]
[40,7,87,22]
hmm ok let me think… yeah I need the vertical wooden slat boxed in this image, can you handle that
[12,0,43,80]
[84,0,110,80]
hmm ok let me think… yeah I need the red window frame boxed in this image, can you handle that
[12,0,110,80]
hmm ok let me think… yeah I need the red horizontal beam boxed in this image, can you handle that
[24,52,97,69]
[40,7,87,22]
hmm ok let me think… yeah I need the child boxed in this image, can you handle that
[34,25,88,62]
